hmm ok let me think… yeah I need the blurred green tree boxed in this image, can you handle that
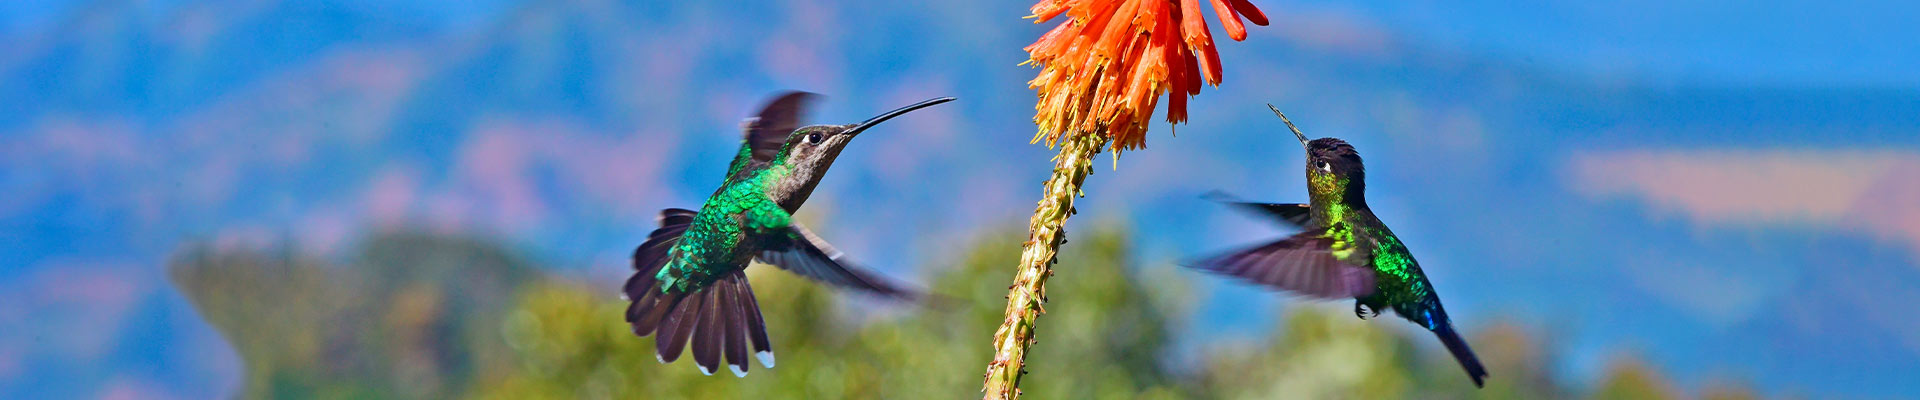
[171,228,1763,399]
[170,232,538,399]
[473,227,1193,399]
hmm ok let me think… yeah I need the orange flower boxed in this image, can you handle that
[1024,0,1268,151]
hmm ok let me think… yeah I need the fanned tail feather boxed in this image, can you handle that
[630,272,772,377]
[624,208,773,377]
[656,289,701,363]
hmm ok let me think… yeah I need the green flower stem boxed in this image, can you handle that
[981,131,1108,400]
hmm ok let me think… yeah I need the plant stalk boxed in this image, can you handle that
[980,132,1109,400]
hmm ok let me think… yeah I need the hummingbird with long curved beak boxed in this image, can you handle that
[1187,105,1489,387]
[625,92,952,377]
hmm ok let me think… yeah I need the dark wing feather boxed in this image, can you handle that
[727,91,819,178]
[1187,229,1376,299]
[1203,191,1313,228]
[755,223,917,300]
[626,208,697,333]
[630,209,697,281]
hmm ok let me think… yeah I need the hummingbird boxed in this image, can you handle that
[1186,105,1488,387]
[625,92,952,377]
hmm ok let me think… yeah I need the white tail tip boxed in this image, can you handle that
[730,364,747,377]
[756,351,775,368]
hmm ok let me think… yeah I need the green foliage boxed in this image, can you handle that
[1198,311,1574,400]
[171,228,1760,399]
[169,232,537,399]
[1590,358,1681,400]
[470,227,1188,399]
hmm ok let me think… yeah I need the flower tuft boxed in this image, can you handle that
[1023,0,1267,152]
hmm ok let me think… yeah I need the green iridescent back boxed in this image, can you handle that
[1361,224,1432,308]
[654,165,795,293]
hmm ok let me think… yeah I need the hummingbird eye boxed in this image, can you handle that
[805,132,824,145]
[1315,161,1333,173]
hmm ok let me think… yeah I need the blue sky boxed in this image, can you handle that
[1311,0,1920,86]
[3,0,1918,398]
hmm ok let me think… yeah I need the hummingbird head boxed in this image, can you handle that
[1269,104,1366,205]
[774,96,954,173]
[768,96,955,209]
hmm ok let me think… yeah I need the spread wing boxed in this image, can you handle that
[726,91,819,180]
[755,223,916,300]
[1204,191,1313,228]
[1187,228,1376,299]
[625,208,698,334]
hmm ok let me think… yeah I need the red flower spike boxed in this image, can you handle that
[1022,0,1272,151]
[1232,0,1268,25]
[1210,0,1247,41]
[1032,0,1070,23]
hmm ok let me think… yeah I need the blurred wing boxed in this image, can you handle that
[755,223,916,300]
[625,208,698,332]
[727,91,819,179]
[1187,229,1376,299]
[1204,191,1313,228]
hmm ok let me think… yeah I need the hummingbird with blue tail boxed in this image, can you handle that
[625,92,952,377]
[1186,105,1489,387]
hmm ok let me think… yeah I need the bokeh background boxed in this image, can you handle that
[5,0,1918,398]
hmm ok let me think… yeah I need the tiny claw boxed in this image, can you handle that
[1354,303,1378,320]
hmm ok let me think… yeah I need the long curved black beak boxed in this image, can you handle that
[1267,104,1310,149]
[845,97,956,136]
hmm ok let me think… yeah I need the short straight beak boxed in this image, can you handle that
[1268,104,1309,149]
[844,97,957,137]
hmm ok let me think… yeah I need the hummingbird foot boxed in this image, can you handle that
[1354,303,1379,320]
